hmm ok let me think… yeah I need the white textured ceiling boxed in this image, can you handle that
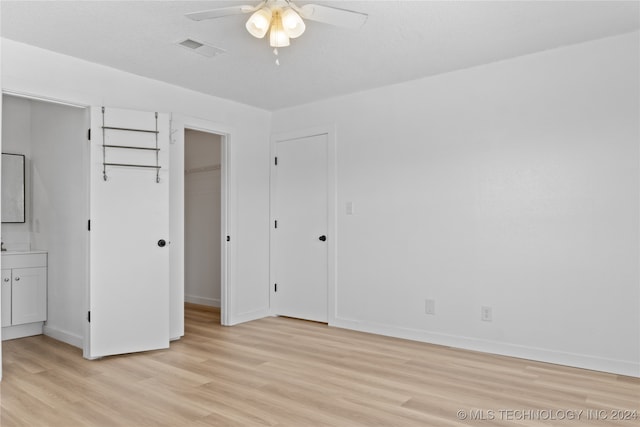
[1,1,639,110]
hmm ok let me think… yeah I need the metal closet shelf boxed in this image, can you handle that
[103,145,159,151]
[101,107,161,183]
[103,163,161,169]
[102,126,158,134]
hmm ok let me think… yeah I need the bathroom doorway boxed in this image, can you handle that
[1,93,89,349]
[184,130,222,312]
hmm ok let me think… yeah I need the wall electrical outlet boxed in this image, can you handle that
[481,306,492,322]
[425,299,435,315]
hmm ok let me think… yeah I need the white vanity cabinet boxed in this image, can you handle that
[1,251,47,339]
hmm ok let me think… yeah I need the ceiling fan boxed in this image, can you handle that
[185,0,368,50]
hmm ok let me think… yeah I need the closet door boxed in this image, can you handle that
[271,133,329,322]
[85,106,170,359]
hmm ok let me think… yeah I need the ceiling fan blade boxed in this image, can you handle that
[185,3,262,21]
[296,4,368,29]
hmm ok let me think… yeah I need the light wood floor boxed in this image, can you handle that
[1,304,638,426]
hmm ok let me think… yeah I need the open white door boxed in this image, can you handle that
[86,106,170,359]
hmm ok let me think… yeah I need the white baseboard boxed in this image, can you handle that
[330,317,639,378]
[2,322,43,341]
[43,324,83,349]
[227,308,270,326]
[185,294,220,307]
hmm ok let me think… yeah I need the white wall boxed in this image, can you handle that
[185,130,222,307]
[1,96,32,249]
[30,100,88,347]
[272,32,640,377]
[1,38,272,340]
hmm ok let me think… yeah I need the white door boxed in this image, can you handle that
[272,134,328,322]
[87,106,170,359]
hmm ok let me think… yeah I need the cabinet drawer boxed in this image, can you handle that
[1,253,47,269]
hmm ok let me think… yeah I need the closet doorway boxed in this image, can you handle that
[184,130,223,311]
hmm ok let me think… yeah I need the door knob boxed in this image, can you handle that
[14,277,20,281]
[3,278,9,282]
[318,235,327,242]
[158,239,167,247]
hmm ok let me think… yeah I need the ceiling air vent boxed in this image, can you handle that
[177,38,226,58]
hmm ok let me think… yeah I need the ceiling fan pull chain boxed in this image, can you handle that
[273,47,280,66]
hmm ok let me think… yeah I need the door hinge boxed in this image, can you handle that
[226,235,230,242]
[87,220,91,231]
[87,311,91,322]
[87,128,91,141]
[274,220,278,229]
[274,157,278,166]
[274,283,277,292]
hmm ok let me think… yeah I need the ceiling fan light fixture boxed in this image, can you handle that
[281,7,305,38]
[245,7,272,39]
[187,1,368,54]
[269,11,290,47]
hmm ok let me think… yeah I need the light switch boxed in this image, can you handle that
[346,201,354,215]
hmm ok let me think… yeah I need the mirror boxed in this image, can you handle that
[2,153,26,223]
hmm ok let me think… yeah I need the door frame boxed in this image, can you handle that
[269,126,337,323]
[171,115,234,329]
[0,90,92,359]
